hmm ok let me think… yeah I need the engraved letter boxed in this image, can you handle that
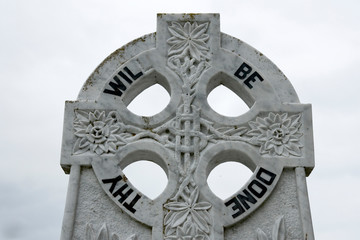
[234,62,252,80]
[102,175,123,193]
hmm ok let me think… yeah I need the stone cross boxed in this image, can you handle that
[60,14,315,240]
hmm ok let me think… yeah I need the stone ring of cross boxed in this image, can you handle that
[61,14,314,240]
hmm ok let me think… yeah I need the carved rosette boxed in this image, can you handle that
[246,113,303,157]
[73,110,124,155]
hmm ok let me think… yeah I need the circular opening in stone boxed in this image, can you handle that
[207,84,249,117]
[207,161,253,200]
[122,160,168,200]
[127,84,170,116]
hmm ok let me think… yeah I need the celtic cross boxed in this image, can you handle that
[60,14,315,240]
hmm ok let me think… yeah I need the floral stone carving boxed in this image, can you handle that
[246,113,303,157]
[73,110,303,157]
[73,110,122,155]
[163,20,213,240]
[164,187,212,239]
[61,14,315,240]
[167,21,210,61]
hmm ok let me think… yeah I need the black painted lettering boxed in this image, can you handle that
[102,175,123,193]
[124,66,143,80]
[236,190,257,210]
[103,75,127,97]
[102,174,141,214]
[234,62,265,89]
[123,194,141,213]
[113,183,134,203]
[243,72,264,89]
[225,168,278,219]
[234,62,252,80]
[119,71,133,84]
[257,168,276,185]
[248,180,267,198]
[103,66,143,97]
[225,197,245,218]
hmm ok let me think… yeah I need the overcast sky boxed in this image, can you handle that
[1,0,359,239]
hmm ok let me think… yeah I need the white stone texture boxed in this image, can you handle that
[72,167,151,240]
[224,169,302,239]
[60,14,315,240]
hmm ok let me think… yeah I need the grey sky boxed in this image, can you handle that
[1,0,359,239]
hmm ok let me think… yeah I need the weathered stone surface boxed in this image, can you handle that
[60,13,315,240]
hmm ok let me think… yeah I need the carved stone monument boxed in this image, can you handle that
[60,14,315,240]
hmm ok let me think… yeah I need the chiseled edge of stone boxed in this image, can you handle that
[295,167,315,240]
[60,165,81,240]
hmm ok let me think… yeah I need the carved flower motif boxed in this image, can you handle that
[73,110,123,155]
[247,113,303,156]
[164,187,211,234]
[167,22,209,61]
[166,221,208,240]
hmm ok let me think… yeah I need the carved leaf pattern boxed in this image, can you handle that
[72,111,303,157]
[164,187,211,232]
[72,110,165,155]
[97,223,108,240]
[125,235,137,240]
[168,22,210,61]
[255,216,286,240]
[167,21,211,86]
[86,223,136,240]
[166,221,209,240]
[256,228,269,240]
[164,187,211,239]
[209,125,248,141]
[272,216,285,240]
[163,20,213,239]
